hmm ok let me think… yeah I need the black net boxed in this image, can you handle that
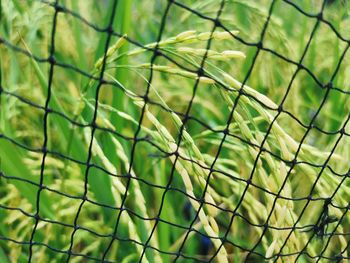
[0,0,350,262]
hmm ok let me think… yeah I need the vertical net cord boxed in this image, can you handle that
[139,1,228,262]
[28,0,60,261]
[242,1,329,260]
[314,170,350,261]
[172,1,350,261]
[295,46,350,261]
[0,0,349,261]
[274,43,350,262]
[174,0,279,261]
[171,1,228,261]
[284,114,350,261]
[100,0,174,261]
[65,0,119,261]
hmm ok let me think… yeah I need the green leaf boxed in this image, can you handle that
[0,139,54,219]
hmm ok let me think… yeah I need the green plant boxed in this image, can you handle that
[0,0,349,262]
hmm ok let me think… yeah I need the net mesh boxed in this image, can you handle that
[0,0,350,262]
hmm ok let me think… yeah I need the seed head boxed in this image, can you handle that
[213,30,239,40]
[198,76,216,84]
[175,30,197,41]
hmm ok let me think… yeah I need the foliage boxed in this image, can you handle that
[0,0,350,262]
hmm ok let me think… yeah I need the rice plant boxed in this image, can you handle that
[0,0,350,262]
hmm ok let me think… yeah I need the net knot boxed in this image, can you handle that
[100,79,108,85]
[48,55,56,65]
[290,158,297,166]
[106,25,114,34]
[214,19,222,28]
[90,121,98,129]
[54,4,64,13]
[142,94,149,103]
[335,254,343,261]
[220,236,227,244]
[153,49,162,57]
[257,41,263,49]
[222,128,229,135]
[325,82,333,89]
[297,63,304,70]
[197,68,204,77]
[34,213,40,220]
[324,198,332,206]
[198,197,206,204]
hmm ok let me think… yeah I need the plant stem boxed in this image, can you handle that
[112,0,133,128]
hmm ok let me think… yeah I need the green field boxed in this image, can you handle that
[0,0,350,262]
